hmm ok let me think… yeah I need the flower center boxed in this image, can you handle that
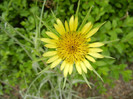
[57,32,89,63]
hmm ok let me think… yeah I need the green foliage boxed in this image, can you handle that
[0,0,133,98]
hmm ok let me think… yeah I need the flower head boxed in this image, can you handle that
[41,16,104,77]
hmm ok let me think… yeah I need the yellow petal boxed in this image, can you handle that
[60,61,66,71]
[56,19,65,33]
[81,22,92,34]
[80,62,87,73]
[63,64,69,77]
[87,27,99,38]
[46,32,59,40]
[54,24,65,35]
[83,59,93,70]
[69,64,73,75]
[46,55,59,63]
[75,62,82,74]
[88,52,104,58]
[69,16,74,31]
[45,44,56,48]
[43,51,57,57]
[89,42,104,47]
[74,17,78,31]
[40,38,56,44]
[50,58,62,68]
[89,48,103,52]
[87,38,91,42]
[65,21,69,32]
[86,55,96,62]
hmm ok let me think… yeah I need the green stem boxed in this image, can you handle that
[0,17,33,44]
[0,26,33,60]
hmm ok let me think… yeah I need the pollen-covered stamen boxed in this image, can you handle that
[57,32,89,63]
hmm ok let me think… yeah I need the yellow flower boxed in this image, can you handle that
[41,16,104,77]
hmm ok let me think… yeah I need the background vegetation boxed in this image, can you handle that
[0,0,133,99]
